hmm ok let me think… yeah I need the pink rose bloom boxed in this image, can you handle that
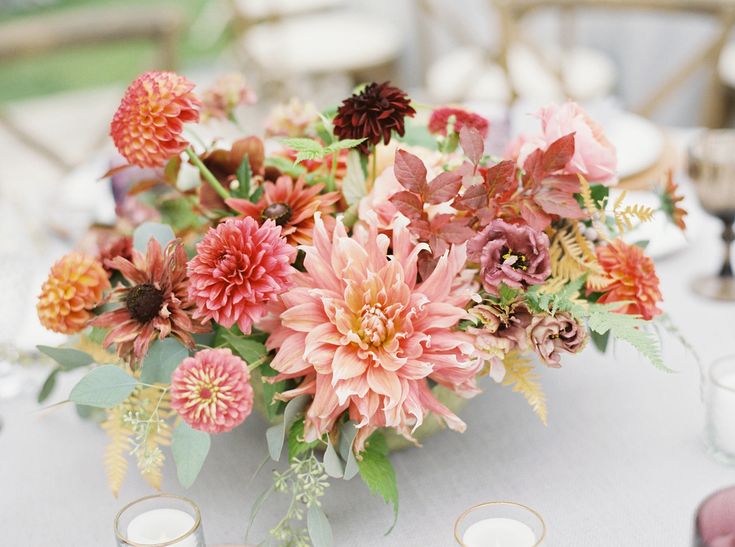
[188,217,296,335]
[507,101,617,186]
[261,214,481,451]
[468,219,551,295]
[171,348,254,433]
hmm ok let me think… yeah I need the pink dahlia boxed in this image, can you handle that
[170,348,254,433]
[262,214,481,450]
[188,217,296,334]
[428,107,489,139]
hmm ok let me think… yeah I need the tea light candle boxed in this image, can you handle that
[126,508,197,547]
[462,517,537,547]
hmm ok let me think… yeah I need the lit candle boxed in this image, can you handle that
[462,517,537,547]
[126,508,198,547]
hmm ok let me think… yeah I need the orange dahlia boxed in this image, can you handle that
[595,239,663,320]
[110,71,201,168]
[37,253,110,334]
[225,176,340,246]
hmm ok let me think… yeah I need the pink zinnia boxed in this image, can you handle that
[261,214,481,451]
[428,107,489,139]
[188,217,296,335]
[170,348,254,433]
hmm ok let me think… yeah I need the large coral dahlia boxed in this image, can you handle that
[263,215,481,450]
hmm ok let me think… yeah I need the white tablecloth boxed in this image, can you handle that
[2,181,735,547]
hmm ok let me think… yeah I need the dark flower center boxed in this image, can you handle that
[501,246,528,271]
[262,202,292,226]
[126,283,164,324]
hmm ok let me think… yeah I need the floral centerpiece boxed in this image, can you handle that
[35,72,687,545]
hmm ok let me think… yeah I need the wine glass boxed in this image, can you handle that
[688,130,735,301]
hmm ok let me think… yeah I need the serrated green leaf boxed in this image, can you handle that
[357,433,398,530]
[307,504,334,547]
[218,329,267,364]
[69,365,137,408]
[498,283,520,306]
[132,222,175,253]
[266,394,309,461]
[37,368,59,403]
[265,156,307,178]
[140,338,188,384]
[172,421,211,488]
[326,138,366,153]
[37,345,94,371]
[280,137,325,154]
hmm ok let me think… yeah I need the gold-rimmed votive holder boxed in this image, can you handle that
[114,494,205,547]
[454,501,546,546]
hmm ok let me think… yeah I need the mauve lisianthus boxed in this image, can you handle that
[468,219,551,295]
[170,348,254,433]
[595,239,663,320]
[226,176,340,246]
[37,253,109,334]
[92,239,208,362]
[110,71,201,168]
[261,214,481,450]
[188,217,296,335]
[506,101,617,186]
[428,107,489,139]
[527,311,587,367]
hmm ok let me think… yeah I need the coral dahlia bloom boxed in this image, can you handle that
[92,239,208,362]
[188,217,296,335]
[37,253,109,334]
[171,348,254,433]
[111,71,201,168]
[226,176,340,246]
[263,215,481,450]
[595,239,663,320]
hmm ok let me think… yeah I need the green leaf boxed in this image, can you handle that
[589,184,609,209]
[158,198,203,233]
[498,284,520,306]
[280,138,325,165]
[338,422,360,480]
[265,156,307,178]
[590,329,610,353]
[172,421,211,488]
[326,138,366,153]
[132,222,175,253]
[37,345,94,371]
[218,329,267,364]
[307,504,334,547]
[37,368,59,403]
[140,338,188,384]
[265,394,309,461]
[342,150,368,206]
[287,418,319,460]
[69,365,137,408]
[357,433,398,530]
[323,438,344,478]
[260,363,286,422]
[235,155,252,199]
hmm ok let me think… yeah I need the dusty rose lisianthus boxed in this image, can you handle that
[527,311,587,367]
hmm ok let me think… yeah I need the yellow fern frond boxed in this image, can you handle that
[101,406,131,497]
[548,223,607,291]
[76,335,119,365]
[577,175,596,215]
[502,353,548,425]
[614,204,656,234]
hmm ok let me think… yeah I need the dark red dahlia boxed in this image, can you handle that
[333,82,416,154]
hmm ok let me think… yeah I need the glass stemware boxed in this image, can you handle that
[688,130,735,300]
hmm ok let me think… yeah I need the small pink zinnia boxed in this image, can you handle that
[188,217,296,335]
[111,71,201,168]
[170,348,254,433]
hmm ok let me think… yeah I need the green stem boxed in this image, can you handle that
[370,146,377,189]
[185,147,231,200]
[248,355,270,372]
[327,150,339,192]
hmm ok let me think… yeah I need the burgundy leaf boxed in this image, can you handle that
[390,191,424,221]
[426,171,463,204]
[418,253,439,281]
[459,126,484,165]
[534,188,585,219]
[485,160,517,197]
[542,133,575,173]
[438,221,476,244]
[429,234,449,256]
[522,148,545,189]
[453,183,488,211]
[409,218,433,240]
[394,149,427,194]
[519,200,551,232]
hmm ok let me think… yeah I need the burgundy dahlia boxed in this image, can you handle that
[333,82,416,154]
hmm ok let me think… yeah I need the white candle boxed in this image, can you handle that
[126,508,198,546]
[709,371,735,456]
[462,517,537,547]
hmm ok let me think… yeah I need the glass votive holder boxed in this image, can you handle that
[454,501,546,547]
[114,494,205,547]
[694,486,735,546]
[706,356,735,464]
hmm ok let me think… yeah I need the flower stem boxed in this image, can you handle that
[370,146,378,189]
[327,151,339,192]
[185,147,231,200]
[247,355,269,372]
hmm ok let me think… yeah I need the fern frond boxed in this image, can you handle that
[614,204,656,234]
[578,175,596,215]
[549,223,607,291]
[101,406,131,497]
[502,353,548,425]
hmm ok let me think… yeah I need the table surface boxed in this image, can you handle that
[3,170,735,547]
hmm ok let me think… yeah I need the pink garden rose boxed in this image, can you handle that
[468,219,551,295]
[507,101,617,186]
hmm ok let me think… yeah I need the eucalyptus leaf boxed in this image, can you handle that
[37,345,93,371]
[323,439,344,478]
[37,368,59,403]
[339,422,360,480]
[342,150,367,206]
[140,338,188,384]
[265,394,309,461]
[133,222,175,253]
[69,366,137,408]
[307,504,334,547]
[172,422,211,488]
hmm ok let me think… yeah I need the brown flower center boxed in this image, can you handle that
[501,246,528,271]
[126,283,164,324]
[262,202,292,226]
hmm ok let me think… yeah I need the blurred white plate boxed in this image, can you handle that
[605,113,664,179]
